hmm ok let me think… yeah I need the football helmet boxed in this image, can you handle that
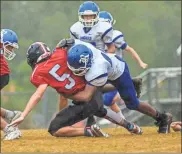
[1,29,19,60]
[78,1,100,28]
[98,11,116,25]
[26,42,51,69]
[67,44,93,76]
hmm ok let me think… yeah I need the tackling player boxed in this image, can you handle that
[67,39,173,134]
[98,11,148,121]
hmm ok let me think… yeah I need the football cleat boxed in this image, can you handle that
[3,126,22,140]
[127,123,143,135]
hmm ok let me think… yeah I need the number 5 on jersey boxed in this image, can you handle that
[49,64,75,89]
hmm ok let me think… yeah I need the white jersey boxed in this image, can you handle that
[74,39,125,87]
[70,21,113,51]
[105,30,128,57]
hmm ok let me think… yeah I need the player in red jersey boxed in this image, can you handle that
[10,41,142,137]
[0,29,22,140]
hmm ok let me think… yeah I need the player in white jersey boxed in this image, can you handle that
[99,11,148,67]
[59,1,116,125]
[70,1,115,53]
[67,39,173,134]
[98,11,148,120]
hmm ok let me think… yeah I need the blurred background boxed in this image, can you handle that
[1,1,181,129]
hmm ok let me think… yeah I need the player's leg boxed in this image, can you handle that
[0,74,22,139]
[88,89,142,135]
[103,90,125,120]
[1,116,7,130]
[1,108,22,124]
[1,116,21,140]
[59,95,69,111]
[48,90,109,137]
[111,62,172,133]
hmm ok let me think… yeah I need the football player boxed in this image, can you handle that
[98,11,148,121]
[59,1,116,124]
[67,39,173,134]
[0,29,22,140]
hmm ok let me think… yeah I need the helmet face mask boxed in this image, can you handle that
[3,43,18,60]
[67,62,90,76]
[67,44,93,76]
[79,14,98,28]
[78,1,100,28]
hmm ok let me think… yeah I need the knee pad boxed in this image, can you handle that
[103,90,118,106]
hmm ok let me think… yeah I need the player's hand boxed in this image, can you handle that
[8,116,25,127]
[140,62,148,69]
[56,38,75,49]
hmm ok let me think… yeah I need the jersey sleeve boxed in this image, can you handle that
[70,23,79,39]
[30,70,47,88]
[0,54,10,75]
[113,30,128,50]
[101,22,113,44]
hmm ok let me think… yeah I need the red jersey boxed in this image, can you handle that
[0,51,10,76]
[30,48,86,95]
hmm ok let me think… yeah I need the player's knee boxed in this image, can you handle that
[123,96,140,110]
[103,91,117,106]
[48,123,59,136]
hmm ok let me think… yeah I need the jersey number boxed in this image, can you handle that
[49,64,75,89]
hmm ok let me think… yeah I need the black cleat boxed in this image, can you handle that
[86,116,96,127]
[155,112,173,134]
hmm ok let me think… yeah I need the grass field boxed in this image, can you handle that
[1,127,181,153]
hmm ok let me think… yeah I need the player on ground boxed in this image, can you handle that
[98,11,148,121]
[67,39,173,134]
[0,29,22,140]
[9,42,142,137]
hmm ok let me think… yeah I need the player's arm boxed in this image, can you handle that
[124,45,148,69]
[9,84,48,127]
[70,25,78,39]
[106,43,116,53]
[70,84,97,102]
[69,75,108,102]
[102,24,115,53]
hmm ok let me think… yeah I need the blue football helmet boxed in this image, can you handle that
[98,11,116,25]
[78,1,100,28]
[67,44,93,76]
[1,29,19,60]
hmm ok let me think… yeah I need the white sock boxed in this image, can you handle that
[117,110,126,120]
[105,109,124,124]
